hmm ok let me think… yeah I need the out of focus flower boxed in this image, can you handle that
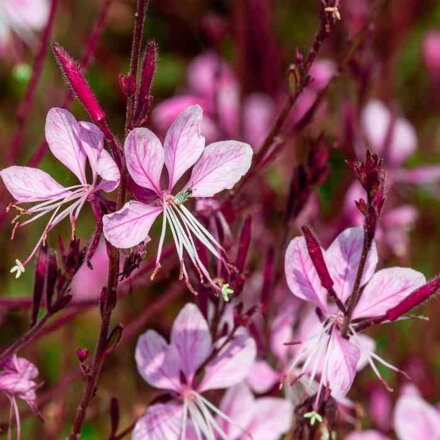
[1,108,120,278]
[152,52,334,146]
[422,30,440,86]
[346,430,389,440]
[0,0,49,54]
[103,105,252,295]
[0,356,39,438]
[217,383,292,440]
[284,227,426,405]
[132,303,256,440]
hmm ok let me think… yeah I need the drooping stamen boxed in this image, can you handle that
[150,206,168,280]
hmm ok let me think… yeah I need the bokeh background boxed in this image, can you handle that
[0,0,440,438]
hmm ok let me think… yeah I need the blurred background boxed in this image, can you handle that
[0,0,440,438]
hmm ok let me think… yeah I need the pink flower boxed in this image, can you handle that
[284,227,426,404]
[422,30,440,86]
[0,356,40,438]
[103,105,252,295]
[217,383,292,440]
[0,0,49,52]
[393,384,440,440]
[346,430,389,440]
[1,108,120,277]
[132,303,256,439]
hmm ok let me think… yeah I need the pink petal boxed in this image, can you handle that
[102,201,162,248]
[325,331,360,400]
[78,121,104,180]
[188,141,253,197]
[346,430,390,440]
[247,360,279,393]
[95,150,120,192]
[9,356,38,380]
[45,108,87,183]
[164,105,205,189]
[170,303,212,383]
[393,165,440,184]
[1,166,69,202]
[132,403,183,440]
[243,93,274,147]
[5,0,49,30]
[270,302,296,364]
[361,100,417,166]
[325,227,378,303]
[355,334,376,371]
[394,385,440,440]
[353,267,426,319]
[135,330,181,392]
[247,397,293,440]
[284,237,328,310]
[198,330,256,392]
[124,127,164,194]
[219,383,256,440]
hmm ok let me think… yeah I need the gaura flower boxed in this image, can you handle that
[217,383,292,440]
[132,303,256,440]
[0,0,49,52]
[0,356,40,439]
[284,227,426,406]
[1,108,120,277]
[103,105,252,295]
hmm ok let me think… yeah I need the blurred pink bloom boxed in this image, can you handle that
[422,30,440,86]
[368,384,392,432]
[132,303,256,440]
[0,356,39,438]
[1,108,120,277]
[394,384,440,440]
[103,105,252,295]
[0,0,49,53]
[217,383,292,440]
[284,227,426,404]
[152,52,334,147]
[346,430,389,440]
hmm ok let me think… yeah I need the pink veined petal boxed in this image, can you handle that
[325,227,378,303]
[355,334,376,371]
[394,386,440,440]
[346,430,390,440]
[325,331,360,400]
[124,127,164,195]
[188,141,253,197]
[102,201,162,249]
[95,149,120,192]
[45,108,87,183]
[353,267,426,319]
[284,237,328,311]
[5,0,49,30]
[246,397,293,440]
[170,303,212,384]
[0,166,69,203]
[243,93,274,148]
[164,105,205,189]
[270,302,296,365]
[198,330,256,392]
[78,121,104,181]
[247,360,279,394]
[219,383,256,440]
[393,165,440,184]
[132,403,183,440]
[8,356,38,380]
[135,330,182,392]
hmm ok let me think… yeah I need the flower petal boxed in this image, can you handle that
[198,330,256,392]
[188,141,253,197]
[102,201,162,248]
[125,127,164,194]
[325,227,378,303]
[170,303,212,383]
[78,121,104,180]
[353,268,426,319]
[325,331,360,400]
[394,385,440,440]
[135,330,181,392]
[132,403,183,440]
[393,165,440,184]
[243,93,274,147]
[284,237,327,310]
[247,360,279,394]
[95,150,120,192]
[1,166,69,202]
[346,430,390,440]
[164,105,205,189]
[45,108,87,183]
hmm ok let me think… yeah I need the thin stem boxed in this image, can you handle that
[8,0,60,164]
